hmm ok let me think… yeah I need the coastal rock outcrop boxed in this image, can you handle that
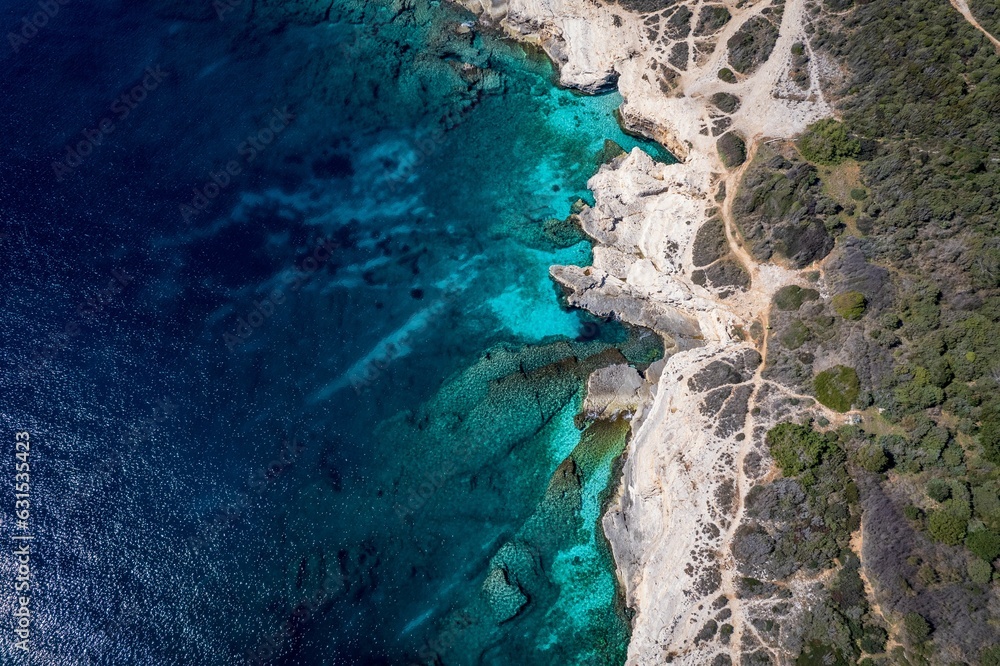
[551,149,740,349]
[457,0,842,662]
[456,0,831,160]
[603,344,761,663]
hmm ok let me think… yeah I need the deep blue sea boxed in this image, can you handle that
[0,1,669,663]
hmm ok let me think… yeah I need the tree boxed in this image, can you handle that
[856,442,889,473]
[860,626,888,653]
[980,418,1000,465]
[927,508,967,545]
[968,558,992,585]
[903,612,931,643]
[966,529,1000,561]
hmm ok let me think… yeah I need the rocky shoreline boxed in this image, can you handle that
[454,0,841,662]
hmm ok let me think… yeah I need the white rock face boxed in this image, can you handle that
[456,0,837,662]
[457,0,832,159]
[551,149,742,350]
[605,344,759,663]
[462,0,637,92]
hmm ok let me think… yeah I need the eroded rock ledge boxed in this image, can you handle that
[551,150,738,350]
[455,0,840,662]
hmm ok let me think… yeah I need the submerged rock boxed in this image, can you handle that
[583,363,644,419]
[482,566,529,623]
[596,138,627,165]
[542,214,588,248]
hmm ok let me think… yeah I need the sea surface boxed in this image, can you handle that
[0,0,670,663]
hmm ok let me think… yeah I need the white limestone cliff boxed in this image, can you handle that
[455,0,838,661]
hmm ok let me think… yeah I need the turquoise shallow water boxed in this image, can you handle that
[219,21,671,661]
[0,0,670,663]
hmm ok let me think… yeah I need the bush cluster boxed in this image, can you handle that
[814,365,860,412]
[797,119,861,165]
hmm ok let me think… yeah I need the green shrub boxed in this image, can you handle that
[966,529,1000,561]
[717,132,746,168]
[798,119,861,165]
[941,444,965,467]
[927,508,967,545]
[894,378,945,411]
[832,291,866,320]
[982,646,1000,666]
[726,15,779,75]
[710,92,741,114]
[903,612,931,643]
[774,285,820,311]
[973,486,1000,532]
[717,67,737,83]
[730,147,836,268]
[856,442,889,473]
[766,422,829,476]
[927,479,951,503]
[814,365,860,412]
[903,505,923,521]
[694,5,731,35]
[968,558,993,585]
[849,188,867,201]
[780,320,811,350]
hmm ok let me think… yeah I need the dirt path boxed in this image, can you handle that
[850,523,898,655]
[714,135,787,663]
[722,354,772,661]
[721,140,763,285]
[951,0,1000,51]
